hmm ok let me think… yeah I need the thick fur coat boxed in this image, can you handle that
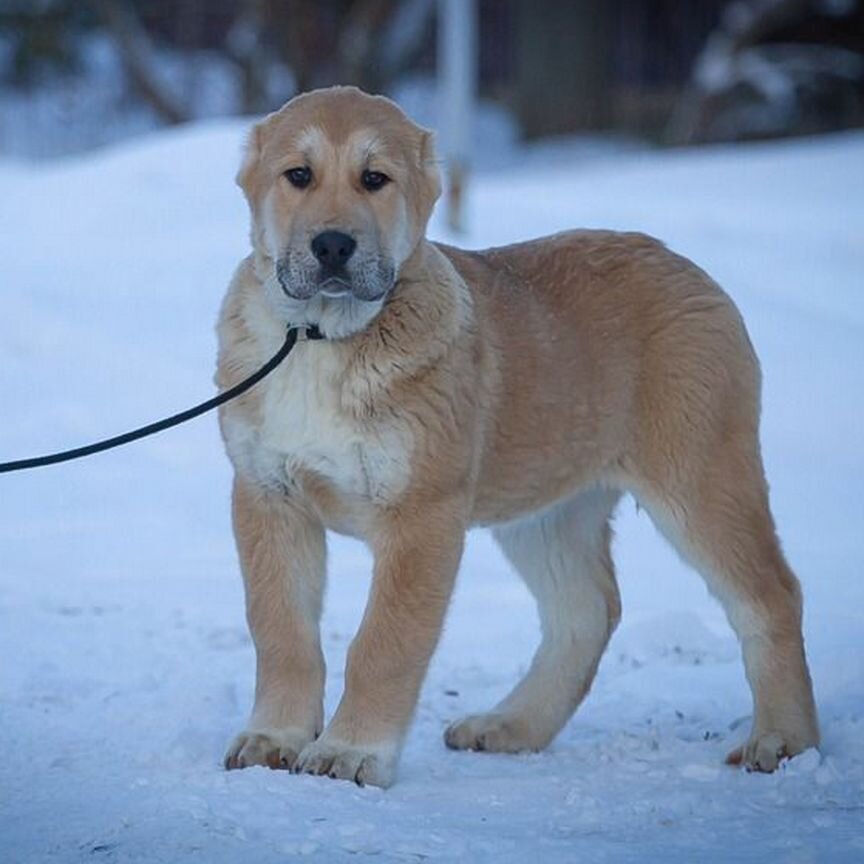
[216,87,818,787]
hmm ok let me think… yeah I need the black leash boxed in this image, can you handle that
[0,324,323,475]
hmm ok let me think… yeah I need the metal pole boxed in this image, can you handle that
[438,0,476,233]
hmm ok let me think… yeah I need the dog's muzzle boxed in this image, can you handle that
[276,251,394,304]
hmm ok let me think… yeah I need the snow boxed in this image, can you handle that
[1,122,863,863]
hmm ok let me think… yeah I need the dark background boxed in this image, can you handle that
[2,0,863,157]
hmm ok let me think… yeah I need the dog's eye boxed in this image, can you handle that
[361,170,390,192]
[285,166,312,189]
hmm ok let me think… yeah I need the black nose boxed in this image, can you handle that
[311,231,356,269]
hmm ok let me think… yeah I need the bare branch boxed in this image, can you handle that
[92,0,189,126]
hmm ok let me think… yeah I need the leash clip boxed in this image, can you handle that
[289,323,325,342]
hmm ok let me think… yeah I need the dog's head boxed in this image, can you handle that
[237,86,441,337]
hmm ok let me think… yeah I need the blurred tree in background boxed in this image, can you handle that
[0,0,862,157]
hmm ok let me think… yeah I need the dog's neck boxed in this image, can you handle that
[364,240,471,362]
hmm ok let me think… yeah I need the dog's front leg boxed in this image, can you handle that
[224,476,326,771]
[294,499,466,787]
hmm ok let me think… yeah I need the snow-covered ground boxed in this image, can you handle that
[1,122,862,863]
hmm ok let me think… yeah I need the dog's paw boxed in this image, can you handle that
[725,730,817,773]
[224,727,314,771]
[444,712,544,753]
[293,737,398,788]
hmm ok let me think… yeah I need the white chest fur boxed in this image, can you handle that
[223,340,412,507]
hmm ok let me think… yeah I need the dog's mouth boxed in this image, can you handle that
[319,276,353,299]
[275,265,357,301]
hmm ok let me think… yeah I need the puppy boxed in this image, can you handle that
[217,86,819,787]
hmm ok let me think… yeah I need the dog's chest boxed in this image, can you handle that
[227,346,411,506]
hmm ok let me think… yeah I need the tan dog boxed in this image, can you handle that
[216,86,819,788]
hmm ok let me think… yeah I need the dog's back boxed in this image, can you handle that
[436,230,757,521]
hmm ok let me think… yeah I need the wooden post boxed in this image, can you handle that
[438,0,476,233]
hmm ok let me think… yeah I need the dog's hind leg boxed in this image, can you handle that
[625,301,820,771]
[633,437,819,771]
[445,487,621,753]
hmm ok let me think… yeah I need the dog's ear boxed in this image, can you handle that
[416,130,441,222]
[236,121,264,202]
